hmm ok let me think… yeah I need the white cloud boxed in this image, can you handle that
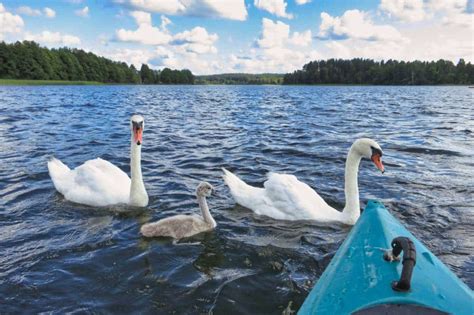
[427,0,473,27]
[0,3,24,39]
[75,6,89,17]
[380,0,473,25]
[113,0,247,21]
[98,45,219,74]
[116,23,172,45]
[43,7,56,18]
[227,18,316,73]
[101,47,155,67]
[116,13,172,45]
[130,10,151,25]
[115,12,218,54]
[24,31,81,46]
[160,15,171,29]
[289,30,311,46]
[17,6,42,16]
[172,26,218,53]
[314,4,473,64]
[379,0,426,22]
[16,5,56,18]
[320,22,473,63]
[156,51,219,73]
[318,10,405,42]
[295,0,311,4]
[256,18,290,48]
[256,18,311,48]
[254,0,293,19]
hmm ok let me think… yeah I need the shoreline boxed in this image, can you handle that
[1,79,472,87]
[0,79,105,86]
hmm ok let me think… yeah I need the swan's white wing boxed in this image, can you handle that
[75,158,130,189]
[222,168,276,216]
[263,173,339,221]
[49,157,131,207]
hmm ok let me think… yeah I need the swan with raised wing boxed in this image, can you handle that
[222,138,384,225]
[48,115,148,207]
[140,182,216,239]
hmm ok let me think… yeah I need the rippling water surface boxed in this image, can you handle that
[0,85,472,313]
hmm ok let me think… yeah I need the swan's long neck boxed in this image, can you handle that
[129,140,148,207]
[342,147,362,224]
[198,195,216,228]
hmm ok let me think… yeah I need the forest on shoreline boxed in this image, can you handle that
[195,73,283,85]
[283,58,474,85]
[0,41,194,84]
[1,41,473,85]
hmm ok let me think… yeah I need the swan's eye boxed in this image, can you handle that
[132,121,143,129]
[371,146,382,157]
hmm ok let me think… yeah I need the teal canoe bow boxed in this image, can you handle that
[298,200,474,315]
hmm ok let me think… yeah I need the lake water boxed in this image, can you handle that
[0,85,472,313]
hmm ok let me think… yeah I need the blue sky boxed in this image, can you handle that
[0,0,472,74]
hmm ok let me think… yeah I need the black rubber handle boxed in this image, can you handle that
[389,237,416,292]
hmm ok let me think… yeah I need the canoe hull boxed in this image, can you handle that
[298,200,474,315]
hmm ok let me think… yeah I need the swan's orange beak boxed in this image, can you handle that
[133,127,143,145]
[371,153,384,174]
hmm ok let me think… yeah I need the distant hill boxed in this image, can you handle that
[0,41,194,84]
[195,73,284,85]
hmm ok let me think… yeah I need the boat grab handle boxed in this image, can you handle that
[384,236,417,292]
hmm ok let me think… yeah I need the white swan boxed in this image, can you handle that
[222,138,384,225]
[47,115,149,207]
[140,182,216,239]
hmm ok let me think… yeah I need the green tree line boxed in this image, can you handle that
[0,41,194,84]
[283,58,474,85]
[195,73,283,84]
[139,64,194,84]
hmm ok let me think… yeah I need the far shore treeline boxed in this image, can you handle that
[1,41,473,85]
[283,58,474,85]
[0,41,194,84]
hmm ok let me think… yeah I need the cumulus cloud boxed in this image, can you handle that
[256,18,311,48]
[17,6,42,16]
[16,5,56,18]
[116,23,172,45]
[24,31,81,45]
[116,12,218,54]
[314,4,472,64]
[0,3,24,39]
[172,26,218,54]
[130,10,152,25]
[317,10,405,42]
[113,12,218,72]
[379,0,425,22]
[113,0,247,21]
[115,12,172,45]
[380,0,473,25]
[254,0,293,19]
[43,7,56,18]
[428,0,473,26]
[295,0,311,4]
[228,18,316,73]
[320,22,472,63]
[256,18,290,48]
[75,6,89,17]
[101,47,155,67]
[289,30,312,46]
